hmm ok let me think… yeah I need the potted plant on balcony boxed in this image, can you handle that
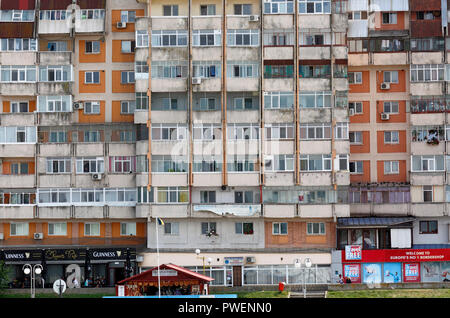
[206,229,218,237]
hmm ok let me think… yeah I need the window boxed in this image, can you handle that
[264,92,294,109]
[413,125,444,142]
[157,187,189,203]
[193,30,221,46]
[384,161,399,174]
[349,102,363,114]
[10,102,29,113]
[200,191,216,203]
[84,101,100,114]
[265,155,295,172]
[348,72,362,84]
[384,131,399,144]
[111,156,135,173]
[193,61,220,78]
[335,122,349,140]
[85,41,100,54]
[135,61,149,74]
[227,155,258,172]
[47,41,67,52]
[151,30,188,47]
[231,97,256,110]
[46,158,71,174]
[264,0,294,14]
[193,156,222,172]
[235,222,254,235]
[195,98,217,111]
[120,222,136,236]
[348,11,368,20]
[84,223,100,236]
[76,157,105,174]
[136,30,149,48]
[383,71,398,84]
[423,186,433,202]
[0,66,36,83]
[85,71,100,84]
[151,124,187,141]
[48,223,67,236]
[419,220,438,234]
[416,11,435,20]
[299,91,332,108]
[136,92,148,110]
[0,38,37,52]
[201,222,217,235]
[121,40,135,53]
[265,124,295,140]
[228,61,259,78]
[383,101,399,114]
[227,124,259,140]
[151,155,187,173]
[299,123,332,140]
[39,10,68,21]
[227,29,259,46]
[39,65,72,82]
[164,222,179,235]
[200,4,216,15]
[349,131,363,144]
[272,222,288,235]
[193,124,222,140]
[411,38,444,52]
[234,4,252,15]
[300,33,328,46]
[80,9,105,20]
[412,155,444,172]
[382,12,397,24]
[121,71,135,84]
[9,162,29,175]
[411,64,444,82]
[121,10,136,22]
[299,0,331,14]
[163,5,179,16]
[263,29,294,46]
[83,130,101,142]
[234,191,254,204]
[349,161,363,174]
[10,223,28,236]
[299,154,332,171]
[151,61,188,78]
[307,222,325,235]
[48,130,68,143]
[37,96,72,113]
[264,64,294,78]
[0,126,36,144]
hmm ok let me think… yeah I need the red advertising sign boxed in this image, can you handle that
[341,249,450,263]
[343,264,361,283]
[403,263,420,283]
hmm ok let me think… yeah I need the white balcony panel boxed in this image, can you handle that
[411,142,445,155]
[373,203,409,216]
[107,174,135,188]
[227,47,259,61]
[264,78,294,92]
[0,52,36,65]
[192,140,222,156]
[227,110,259,124]
[192,16,221,29]
[264,140,295,155]
[151,204,189,218]
[75,143,104,157]
[192,47,221,61]
[299,140,331,154]
[74,175,107,188]
[136,140,148,155]
[192,78,221,92]
[192,110,221,123]
[152,48,188,61]
[298,204,332,218]
[0,175,35,188]
[0,144,35,157]
[264,204,296,218]
[264,172,295,186]
[38,112,74,126]
[299,108,332,123]
[151,110,187,124]
[38,175,70,188]
[75,18,105,33]
[38,20,71,34]
[39,143,71,157]
[151,173,188,186]
[411,203,445,217]
[227,77,259,92]
[348,53,369,66]
[410,173,445,186]
[335,171,350,186]
[108,206,136,219]
[0,113,35,126]
[373,52,407,65]
[411,52,443,65]
[151,78,187,92]
[227,16,259,30]
[74,206,104,219]
[264,47,293,60]
[151,17,188,30]
[108,143,135,156]
[334,204,350,217]
[409,83,443,96]
[193,173,222,187]
[298,78,330,91]
[298,15,330,29]
[192,204,261,218]
[39,52,71,65]
[0,206,34,219]
[134,110,148,124]
[335,140,350,154]
[226,140,259,155]
[38,83,73,95]
[264,109,294,124]
[299,46,330,60]
[152,141,187,155]
[263,15,293,29]
[227,172,260,186]
[0,83,37,96]
[38,206,71,219]
[333,78,349,91]
[332,46,348,60]
[299,172,332,186]
[410,113,445,126]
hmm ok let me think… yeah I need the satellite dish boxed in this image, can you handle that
[305,258,312,268]
[294,258,301,268]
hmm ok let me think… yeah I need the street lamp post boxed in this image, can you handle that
[22,264,43,299]
[195,249,211,275]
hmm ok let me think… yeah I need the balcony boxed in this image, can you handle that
[264,46,293,60]
[227,77,259,92]
[0,113,35,126]
[298,204,347,218]
[75,12,105,33]
[38,51,72,65]
[411,141,445,155]
[411,203,445,217]
[38,82,73,95]
[410,112,445,125]
[298,78,330,91]
[299,172,333,186]
[151,17,188,30]
[107,174,136,188]
[151,78,187,92]
[38,19,71,35]
[410,20,442,38]
[0,83,37,96]
[264,108,294,123]
[263,204,296,218]
[192,78,221,92]
[299,46,331,60]
[350,203,410,216]
[373,52,408,65]
[348,53,369,66]
[141,203,189,218]
[227,140,259,155]
[227,47,260,61]
[38,112,75,126]
[0,144,35,157]
[299,108,332,123]
[0,205,35,219]
[75,142,104,157]
[410,172,445,185]
[227,172,260,187]
[264,172,295,186]
[411,52,443,65]
[0,175,35,188]
[264,78,294,92]
[192,173,222,187]
[227,110,259,124]
[409,82,443,96]
[38,143,71,157]
[192,204,261,218]
[151,173,188,187]
[38,174,71,188]
[0,52,36,65]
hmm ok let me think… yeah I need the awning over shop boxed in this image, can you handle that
[337,217,415,228]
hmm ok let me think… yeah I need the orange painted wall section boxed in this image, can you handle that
[350,160,371,183]
[376,100,407,123]
[112,101,134,123]
[376,70,407,93]
[3,100,36,113]
[377,160,407,183]
[377,130,407,153]
[376,11,406,31]
[349,71,370,93]
[77,100,106,123]
[79,70,106,93]
[111,9,145,33]
[79,40,106,64]
[112,70,135,93]
[350,101,370,124]
[350,131,370,153]
[112,40,135,63]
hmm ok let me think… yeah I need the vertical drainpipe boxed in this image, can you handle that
[188,0,193,203]
[294,0,300,187]
[330,8,336,192]
[35,0,39,219]
[147,0,152,191]
[442,0,448,215]
[222,0,228,188]
[260,2,265,203]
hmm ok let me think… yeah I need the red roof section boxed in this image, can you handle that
[117,263,214,285]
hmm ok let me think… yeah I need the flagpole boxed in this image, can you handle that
[156,218,161,298]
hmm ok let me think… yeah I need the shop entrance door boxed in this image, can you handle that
[232,266,242,286]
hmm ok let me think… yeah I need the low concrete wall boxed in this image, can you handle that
[328,282,450,291]
[210,284,328,293]
[2,287,116,295]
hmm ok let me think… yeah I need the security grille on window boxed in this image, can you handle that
[84,101,100,114]
[136,30,149,48]
[85,71,100,84]
[76,157,105,174]
[85,41,100,53]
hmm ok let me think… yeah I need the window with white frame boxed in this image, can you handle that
[151,155,188,173]
[10,223,29,236]
[162,5,178,16]
[157,187,189,203]
[47,41,67,52]
[265,155,295,171]
[382,12,397,24]
[227,155,258,172]
[37,95,71,112]
[307,222,326,235]
[1,10,34,22]
[135,61,149,75]
[300,123,331,140]
[300,154,332,171]
[48,130,68,143]
[84,71,100,84]
[335,122,349,139]
[384,161,399,174]
[349,161,363,174]
[384,131,399,144]
[234,4,252,15]
[121,101,136,114]
[348,71,362,84]
[195,97,218,111]
[136,30,149,48]
[85,40,100,54]
[200,4,216,15]
[264,92,294,109]
[299,0,331,14]
[79,9,105,20]
[263,0,294,14]
[235,222,254,235]
[121,40,135,53]
[46,158,71,174]
[10,102,29,113]
[110,156,135,173]
[227,61,259,78]
[265,124,295,140]
[227,124,259,140]
[423,185,433,202]
[48,223,67,235]
[151,124,187,140]
[151,61,188,78]
[193,155,222,172]
[193,124,222,140]
[39,65,72,82]
[121,10,136,22]
[411,64,444,82]
[272,222,288,235]
[9,193,34,205]
[0,126,36,144]
[84,101,100,114]
[193,30,221,46]
[120,222,136,236]
[200,191,216,203]
[383,101,399,114]
[231,96,256,110]
[151,30,188,47]
[0,66,36,82]
[83,130,101,142]
[164,222,179,235]
[0,38,37,52]
[383,71,399,83]
[76,157,105,174]
[299,91,332,108]
[263,29,294,46]
[227,29,259,46]
[349,131,363,144]
[39,10,68,21]
[411,155,444,172]
[121,71,135,84]
[349,102,363,114]
[84,223,100,236]
[193,61,220,78]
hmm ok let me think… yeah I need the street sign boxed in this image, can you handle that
[53,279,67,296]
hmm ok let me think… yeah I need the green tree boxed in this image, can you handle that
[0,261,11,291]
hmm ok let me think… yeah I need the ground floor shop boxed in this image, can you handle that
[0,247,137,288]
[137,252,332,286]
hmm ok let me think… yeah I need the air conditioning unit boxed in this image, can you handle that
[34,233,43,240]
[192,77,202,85]
[73,102,83,110]
[91,173,103,181]
[349,108,355,116]
[246,256,256,264]
[381,113,390,120]
[249,15,259,22]
[117,21,127,29]
[380,82,390,90]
